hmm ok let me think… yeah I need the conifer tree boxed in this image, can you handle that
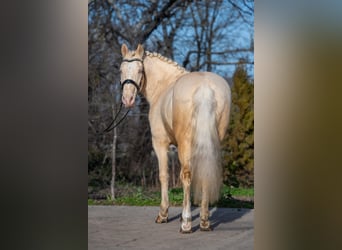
[222,65,254,187]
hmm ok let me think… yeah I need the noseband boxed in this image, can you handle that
[120,58,144,92]
[121,79,141,91]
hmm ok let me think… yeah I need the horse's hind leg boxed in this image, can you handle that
[178,142,192,233]
[200,184,212,231]
[180,168,192,233]
[153,140,169,223]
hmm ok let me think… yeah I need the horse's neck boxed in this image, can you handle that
[142,56,187,105]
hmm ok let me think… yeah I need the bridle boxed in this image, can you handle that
[98,57,144,134]
[120,57,144,92]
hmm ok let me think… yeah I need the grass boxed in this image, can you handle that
[217,185,254,209]
[88,184,254,209]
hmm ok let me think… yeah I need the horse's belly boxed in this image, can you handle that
[160,89,177,143]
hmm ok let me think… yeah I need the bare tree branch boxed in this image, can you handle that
[228,0,253,17]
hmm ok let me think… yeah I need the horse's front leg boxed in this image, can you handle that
[153,140,169,223]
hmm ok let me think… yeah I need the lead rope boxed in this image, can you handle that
[98,102,130,134]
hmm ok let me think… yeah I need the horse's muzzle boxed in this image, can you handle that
[121,79,140,108]
[122,94,135,108]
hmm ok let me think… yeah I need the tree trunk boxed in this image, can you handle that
[171,154,176,188]
[142,166,146,187]
[110,105,117,200]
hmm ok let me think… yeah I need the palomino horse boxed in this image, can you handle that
[120,44,231,233]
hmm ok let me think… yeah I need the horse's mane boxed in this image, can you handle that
[145,51,188,73]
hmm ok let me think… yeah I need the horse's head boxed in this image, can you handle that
[120,43,145,108]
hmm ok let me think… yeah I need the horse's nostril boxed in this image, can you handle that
[122,95,135,107]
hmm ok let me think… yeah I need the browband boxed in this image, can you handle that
[120,57,144,92]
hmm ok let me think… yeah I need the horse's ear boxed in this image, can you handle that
[121,44,129,57]
[136,44,144,58]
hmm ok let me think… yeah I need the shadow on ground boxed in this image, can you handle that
[167,202,252,232]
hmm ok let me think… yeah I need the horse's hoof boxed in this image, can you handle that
[180,217,192,233]
[179,227,192,234]
[200,219,212,231]
[200,226,213,231]
[155,214,168,223]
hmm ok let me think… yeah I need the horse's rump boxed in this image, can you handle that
[170,72,230,205]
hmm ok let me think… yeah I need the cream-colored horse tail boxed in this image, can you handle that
[191,85,222,205]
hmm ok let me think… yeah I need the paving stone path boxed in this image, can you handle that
[88,206,253,250]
